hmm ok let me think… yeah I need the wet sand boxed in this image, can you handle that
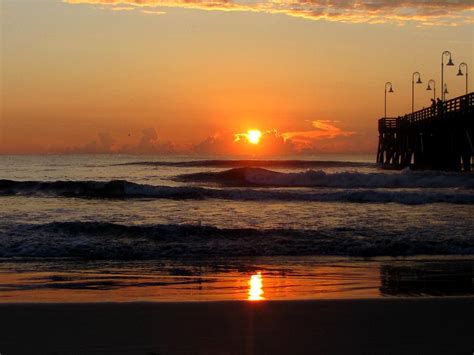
[0,298,472,355]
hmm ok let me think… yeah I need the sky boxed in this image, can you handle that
[1,0,473,156]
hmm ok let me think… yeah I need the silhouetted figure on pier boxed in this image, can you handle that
[436,98,444,116]
[430,99,436,115]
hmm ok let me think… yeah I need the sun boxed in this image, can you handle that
[247,129,262,144]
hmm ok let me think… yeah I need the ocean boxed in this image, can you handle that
[1,154,473,302]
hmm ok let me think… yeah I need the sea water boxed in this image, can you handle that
[1,155,473,301]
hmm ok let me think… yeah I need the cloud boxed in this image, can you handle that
[192,129,296,156]
[56,119,366,155]
[234,129,269,143]
[105,6,136,11]
[191,120,357,155]
[62,131,116,153]
[141,9,167,15]
[62,128,182,154]
[64,0,474,26]
[121,127,181,154]
[282,120,354,148]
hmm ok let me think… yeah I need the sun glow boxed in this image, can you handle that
[248,272,264,301]
[246,130,262,144]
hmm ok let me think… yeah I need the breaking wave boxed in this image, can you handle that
[1,179,474,204]
[176,167,474,188]
[1,221,472,259]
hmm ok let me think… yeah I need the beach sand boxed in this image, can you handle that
[0,298,472,354]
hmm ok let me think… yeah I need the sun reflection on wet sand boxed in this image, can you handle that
[248,272,264,301]
[5,258,457,302]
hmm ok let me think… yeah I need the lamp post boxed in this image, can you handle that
[443,83,449,99]
[457,62,468,95]
[384,82,394,118]
[426,79,436,101]
[412,72,422,113]
[441,51,454,101]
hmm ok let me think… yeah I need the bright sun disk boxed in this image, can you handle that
[247,130,261,144]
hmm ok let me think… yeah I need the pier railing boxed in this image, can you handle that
[377,92,473,171]
[379,92,473,132]
[378,117,399,132]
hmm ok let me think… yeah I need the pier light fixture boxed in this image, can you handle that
[441,51,454,101]
[426,80,436,101]
[384,82,394,118]
[443,84,449,96]
[412,72,422,113]
[456,62,468,95]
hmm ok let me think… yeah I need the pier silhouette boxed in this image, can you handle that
[377,92,473,171]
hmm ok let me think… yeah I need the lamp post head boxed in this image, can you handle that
[389,87,394,93]
[426,84,432,91]
[457,68,464,76]
[447,58,454,66]
[444,86,449,95]
[416,77,423,84]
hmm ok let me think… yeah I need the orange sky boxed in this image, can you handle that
[1,0,473,155]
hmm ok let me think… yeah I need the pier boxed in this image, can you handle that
[376,92,474,171]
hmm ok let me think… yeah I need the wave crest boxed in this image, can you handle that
[176,167,474,188]
[1,179,473,205]
[1,221,472,259]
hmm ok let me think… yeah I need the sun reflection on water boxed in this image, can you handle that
[248,272,264,301]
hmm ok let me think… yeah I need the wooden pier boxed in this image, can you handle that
[376,92,474,171]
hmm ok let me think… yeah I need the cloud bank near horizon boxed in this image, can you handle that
[64,0,474,26]
[58,120,365,155]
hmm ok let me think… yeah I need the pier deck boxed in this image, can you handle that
[377,92,474,171]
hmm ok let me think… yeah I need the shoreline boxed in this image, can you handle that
[1,256,472,303]
[1,298,472,354]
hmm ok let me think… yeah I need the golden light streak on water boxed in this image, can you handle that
[248,272,264,301]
